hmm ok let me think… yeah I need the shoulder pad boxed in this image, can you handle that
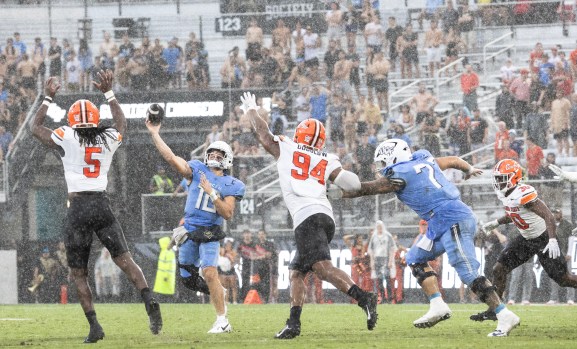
[412,149,432,161]
[384,168,406,190]
[511,185,538,205]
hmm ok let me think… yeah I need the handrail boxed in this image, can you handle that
[189,143,205,158]
[247,161,277,190]
[388,78,422,115]
[435,57,464,96]
[483,31,513,80]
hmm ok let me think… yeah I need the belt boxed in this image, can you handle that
[68,191,106,199]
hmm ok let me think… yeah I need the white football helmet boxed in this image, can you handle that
[374,139,412,171]
[205,141,234,170]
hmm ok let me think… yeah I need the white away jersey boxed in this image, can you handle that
[275,136,341,228]
[496,184,545,239]
[51,126,122,193]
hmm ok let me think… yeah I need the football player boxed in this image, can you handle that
[30,71,162,343]
[472,159,577,325]
[333,139,521,337]
[548,164,577,182]
[240,92,378,339]
[146,118,244,334]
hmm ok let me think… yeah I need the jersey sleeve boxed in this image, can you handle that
[411,149,433,161]
[51,126,66,146]
[222,178,245,201]
[517,185,538,206]
[326,154,342,179]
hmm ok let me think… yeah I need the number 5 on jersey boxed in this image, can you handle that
[291,151,328,185]
[84,147,102,178]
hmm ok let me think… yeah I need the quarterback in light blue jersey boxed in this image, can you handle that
[147,118,244,334]
[337,139,520,337]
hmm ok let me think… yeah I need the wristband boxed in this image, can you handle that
[42,100,51,107]
[44,96,53,102]
[104,91,115,100]
[107,96,117,103]
[209,191,219,202]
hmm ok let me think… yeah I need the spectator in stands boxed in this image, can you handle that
[148,49,168,89]
[12,32,26,58]
[152,38,164,56]
[553,61,573,98]
[524,102,548,149]
[364,97,382,133]
[99,31,117,62]
[254,230,277,303]
[119,34,135,59]
[0,55,8,81]
[126,48,149,91]
[446,108,471,156]
[77,39,94,92]
[0,102,13,136]
[294,86,311,122]
[546,209,575,305]
[495,83,515,129]
[220,46,245,89]
[324,39,342,91]
[333,51,354,98]
[32,247,60,303]
[184,32,198,62]
[0,125,12,158]
[442,0,460,34]
[355,94,368,135]
[525,136,544,180]
[388,123,411,147]
[326,2,344,44]
[443,27,461,77]
[272,19,291,54]
[461,64,479,112]
[291,20,306,60]
[149,165,174,195]
[32,37,46,86]
[162,38,182,89]
[241,64,264,89]
[551,90,572,156]
[529,42,545,74]
[16,54,37,99]
[114,54,131,91]
[397,104,414,131]
[539,153,564,209]
[385,16,403,72]
[346,45,361,99]
[509,129,523,158]
[421,112,441,156]
[327,94,345,147]
[496,139,519,162]
[287,57,309,89]
[458,4,475,53]
[355,133,375,181]
[4,38,17,75]
[411,82,439,124]
[493,121,509,161]
[344,4,361,49]
[367,51,390,113]
[309,84,329,123]
[303,25,322,81]
[246,18,263,62]
[424,20,443,78]
[269,94,288,138]
[418,0,442,30]
[399,24,419,79]
[509,68,530,128]
[364,14,383,55]
[500,58,517,83]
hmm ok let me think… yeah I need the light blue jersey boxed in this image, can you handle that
[380,149,473,240]
[183,160,245,232]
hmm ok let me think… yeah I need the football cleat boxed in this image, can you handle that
[488,309,520,337]
[275,319,301,339]
[146,298,163,335]
[83,324,105,343]
[413,304,452,328]
[208,318,232,334]
[358,293,379,330]
[470,309,497,322]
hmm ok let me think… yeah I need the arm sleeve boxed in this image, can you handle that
[334,169,362,191]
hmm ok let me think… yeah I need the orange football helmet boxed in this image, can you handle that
[293,118,326,149]
[493,159,522,193]
[67,100,100,128]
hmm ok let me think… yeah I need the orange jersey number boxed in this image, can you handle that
[84,147,102,178]
[507,212,529,230]
[291,151,328,185]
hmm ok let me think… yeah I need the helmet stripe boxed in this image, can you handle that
[80,100,87,124]
[311,119,320,147]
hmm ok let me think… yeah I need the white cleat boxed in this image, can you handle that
[208,318,232,334]
[413,304,452,328]
[488,309,520,337]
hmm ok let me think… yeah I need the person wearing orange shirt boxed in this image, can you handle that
[461,64,479,111]
[526,137,544,180]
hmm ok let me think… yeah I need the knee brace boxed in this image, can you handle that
[410,263,437,286]
[470,276,496,303]
[179,264,210,295]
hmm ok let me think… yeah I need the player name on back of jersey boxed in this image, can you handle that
[297,144,328,157]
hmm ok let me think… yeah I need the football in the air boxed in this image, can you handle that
[146,103,165,125]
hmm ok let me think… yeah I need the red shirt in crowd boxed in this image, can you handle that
[461,72,479,95]
[526,144,544,177]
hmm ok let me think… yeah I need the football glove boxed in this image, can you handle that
[543,238,561,259]
[548,164,577,183]
[169,226,189,249]
[240,92,257,113]
[481,219,499,235]
[327,186,344,200]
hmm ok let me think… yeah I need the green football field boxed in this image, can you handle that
[1,303,577,348]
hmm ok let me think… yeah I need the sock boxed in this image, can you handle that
[495,303,505,314]
[140,287,153,304]
[347,285,365,301]
[289,306,302,322]
[217,315,226,322]
[428,292,442,301]
[85,310,99,326]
